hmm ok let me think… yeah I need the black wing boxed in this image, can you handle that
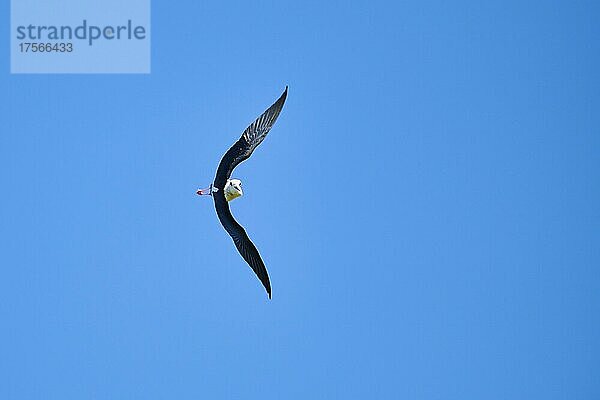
[213,192,272,298]
[211,87,288,298]
[213,86,288,189]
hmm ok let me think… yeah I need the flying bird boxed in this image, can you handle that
[197,87,288,298]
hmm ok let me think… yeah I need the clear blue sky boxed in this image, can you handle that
[1,1,599,399]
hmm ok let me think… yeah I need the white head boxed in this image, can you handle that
[224,179,243,201]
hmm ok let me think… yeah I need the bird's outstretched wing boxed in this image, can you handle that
[211,87,288,298]
[213,193,272,298]
[213,86,287,189]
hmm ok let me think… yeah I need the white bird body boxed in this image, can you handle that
[224,179,243,201]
